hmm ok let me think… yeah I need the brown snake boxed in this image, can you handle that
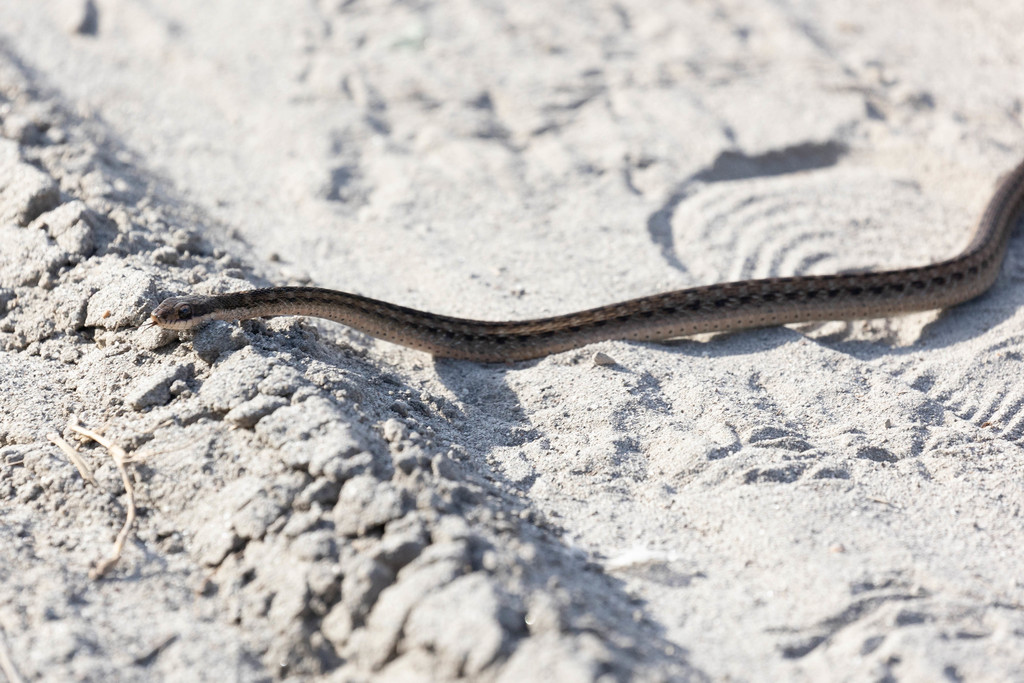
[151,158,1024,362]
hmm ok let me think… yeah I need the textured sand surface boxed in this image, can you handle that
[1,1,1024,680]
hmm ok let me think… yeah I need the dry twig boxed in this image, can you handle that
[46,432,98,486]
[0,624,24,683]
[67,421,137,579]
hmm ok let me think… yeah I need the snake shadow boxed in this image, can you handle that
[819,222,1024,362]
[431,359,540,482]
[428,216,1024,474]
[429,358,706,678]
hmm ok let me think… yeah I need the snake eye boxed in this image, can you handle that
[176,304,193,320]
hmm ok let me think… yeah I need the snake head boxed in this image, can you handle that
[149,295,206,330]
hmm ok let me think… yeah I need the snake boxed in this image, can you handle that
[150,158,1024,362]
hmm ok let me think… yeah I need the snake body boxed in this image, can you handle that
[151,159,1024,362]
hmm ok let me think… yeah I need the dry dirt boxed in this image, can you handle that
[2,2,1024,681]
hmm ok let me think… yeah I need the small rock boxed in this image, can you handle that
[194,523,243,567]
[354,542,469,668]
[258,365,304,397]
[136,323,178,351]
[592,351,616,366]
[29,200,96,257]
[190,320,247,364]
[294,478,341,511]
[340,554,395,621]
[266,564,313,626]
[0,288,14,316]
[389,400,411,417]
[404,574,519,676]
[393,444,430,474]
[50,289,89,332]
[45,127,66,145]
[333,475,407,536]
[224,394,287,429]
[230,491,286,541]
[306,561,341,603]
[84,269,158,329]
[254,397,338,448]
[216,474,305,546]
[0,139,60,225]
[290,530,336,562]
[431,515,473,544]
[151,245,179,265]
[1,113,44,146]
[58,219,95,257]
[322,449,374,481]
[126,363,192,410]
[430,453,461,481]
[322,602,354,648]
[280,446,312,471]
[79,169,113,200]
[374,513,428,572]
[0,223,65,288]
[196,349,264,411]
[381,418,407,443]
[169,228,203,253]
[280,507,324,538]
[307,424,362,479]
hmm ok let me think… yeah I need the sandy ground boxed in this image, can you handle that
[1,1,1024,680]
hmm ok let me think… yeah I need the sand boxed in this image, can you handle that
[1,1,1023,680]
